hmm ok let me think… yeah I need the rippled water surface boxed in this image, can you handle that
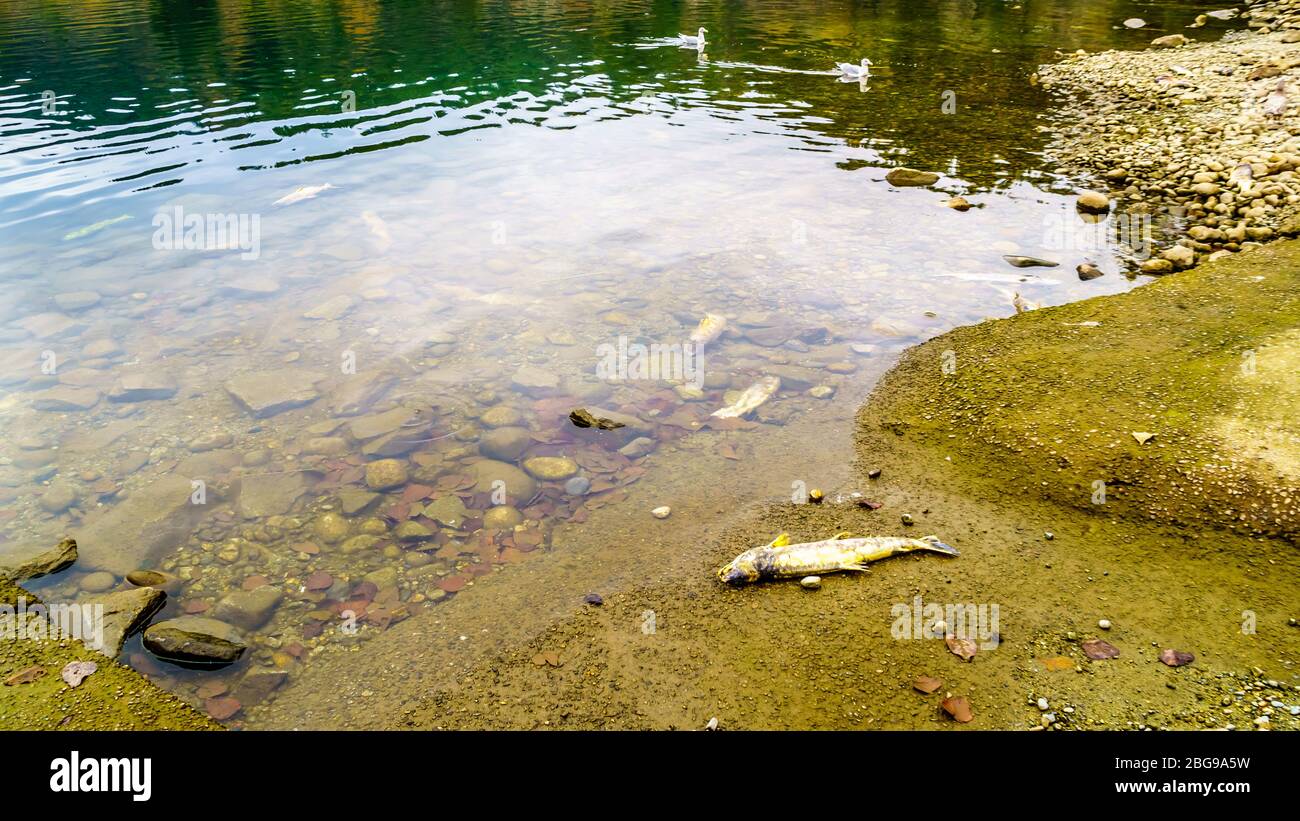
[0,0,1234,721]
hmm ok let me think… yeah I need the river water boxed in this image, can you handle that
[0,0,1238,722]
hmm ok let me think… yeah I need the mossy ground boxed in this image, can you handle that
[0,578,219,730]
[861,241,1298,541]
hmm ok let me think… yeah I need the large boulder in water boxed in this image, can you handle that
[143,616,247,666]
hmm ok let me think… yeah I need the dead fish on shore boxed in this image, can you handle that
[711,376,780,419]
[689,312,727,344]
[273,183,335,206]
[717,532,959,585]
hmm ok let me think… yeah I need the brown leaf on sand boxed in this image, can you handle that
[941,696,973,723]
[717,442,741,461]
[4,665,46,686]
[1038,656,1074,672]
[1082,638,1120,660]
[945,636,977,662]
[913,675,944,694]
[1158,649,1195,667]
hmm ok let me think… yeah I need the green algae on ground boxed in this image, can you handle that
[0,577,219,730]
[859,242,1300,542]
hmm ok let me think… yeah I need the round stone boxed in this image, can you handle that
[313,512,351,543]
[480,406,525,428]
[522,456,579,481]
[483,505,524,530]
[79,571,116,593]
[564,476,591,496]
[479,426,532,461]
[365,458,408,490]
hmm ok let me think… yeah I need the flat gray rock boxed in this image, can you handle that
[225,369,321,418]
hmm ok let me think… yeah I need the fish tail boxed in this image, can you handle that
[919,535,959,557]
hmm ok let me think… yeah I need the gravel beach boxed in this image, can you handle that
[1040,0,1300,273]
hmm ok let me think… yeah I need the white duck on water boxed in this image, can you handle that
[835,57,873,79]
[679,27,707,49]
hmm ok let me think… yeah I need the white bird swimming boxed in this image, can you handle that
[679,27,707,49]
[835,57,873,78]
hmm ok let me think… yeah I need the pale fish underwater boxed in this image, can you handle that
[717,532,959,585]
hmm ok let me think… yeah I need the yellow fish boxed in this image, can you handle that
[718,532,959,585]
[689,312,727,344]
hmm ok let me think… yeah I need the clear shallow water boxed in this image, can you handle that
[0,0,1235,721]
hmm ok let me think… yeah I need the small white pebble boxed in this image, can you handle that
[651,506,671,519]
[1098,619,1111,630]
[1037,697,1050,711]
[800,576,821,590]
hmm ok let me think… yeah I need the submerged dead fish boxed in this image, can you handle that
[717,532,959,584]
[689,312,727,344]
[273,183,335,206]
[711,376,780,419]
[362,209,392,248]
[62,214,131,241]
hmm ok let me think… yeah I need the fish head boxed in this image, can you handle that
[717,552,760,585]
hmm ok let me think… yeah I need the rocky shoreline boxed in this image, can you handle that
[1039,0,1300,273]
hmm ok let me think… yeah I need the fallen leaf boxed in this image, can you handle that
[241,575,269,590]
[305,570,333,591]
[945,636,977,662]
[1158,649,1195,667]
[941,696,974,723]
[1038,656,1074,672]
[4,666,46,686]
[1082,638,1120,660]
[855,499,884,510]
[913,675,943,694]
[61,661,97,688]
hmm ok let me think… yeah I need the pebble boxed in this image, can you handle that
[651,506,671,519]
[800,576,821,590]
[1098,619,1111,630]
[564,476,592,495]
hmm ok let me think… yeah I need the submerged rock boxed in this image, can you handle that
[468,460,538,504]
[364,458,409,490]
[886,167,940,186]
[522,456,579,481]
[211,586,283,631]
[108,373,177,402]
[0,537,78,582]
[225,370,321,418]
[73,474,211,576]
